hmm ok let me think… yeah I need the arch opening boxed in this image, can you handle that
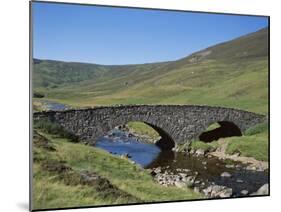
[199,121,242,143]
[145,123,175,151]
[99,121,176,151]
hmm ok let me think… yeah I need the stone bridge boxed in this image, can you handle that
[33,105,266,150]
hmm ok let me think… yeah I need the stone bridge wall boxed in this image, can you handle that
[33,105,266,148]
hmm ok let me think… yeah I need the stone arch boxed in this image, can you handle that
[33,105,266,148]
[145,122,175,150]
[198,120,242,143]
[93,117,177,151]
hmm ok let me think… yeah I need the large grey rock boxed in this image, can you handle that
[225,164,235,168]
[154,167,161,174]
[203,185,233,198]
[220,172,232,178]
[174,181,187,189]
[179,173,188,178]
[182,176,195,187]
[218,188,233,198]
[252,184,269,195]
[195,149,205,156]
[240,190,249,195]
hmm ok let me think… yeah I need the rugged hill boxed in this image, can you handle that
[33,27,269,114]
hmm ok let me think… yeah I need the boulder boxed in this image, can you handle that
[120,153,131,159]
[178,173,188,178]
[174,181,187,189]
[225,164,235,168]
[203,185,232,198]
[246,166,257,171]
[218,188,232,198]
[252,184,269,195]
[154,167,161,174]
[182,176,195,187]
[240,190,249,195]
[195,149,205,156]
[220,172,232,178]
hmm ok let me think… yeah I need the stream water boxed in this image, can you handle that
[96,129,268,196]
[34,100,70,111]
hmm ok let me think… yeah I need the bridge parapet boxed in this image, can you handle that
[33,105,266,149]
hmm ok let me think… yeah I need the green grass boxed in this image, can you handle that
[205,123,220,132]
[225,135,268,161]
[245,122,268,136]
[33,28,269,114]
[190,140,219,152]
[127,122,160,140]
[33,58,268,114]
[185,122,268,161]
[33,129,201,210]
[34,119,79,142]
[225,122,268,161]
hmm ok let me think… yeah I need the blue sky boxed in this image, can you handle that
[33,2,268,65]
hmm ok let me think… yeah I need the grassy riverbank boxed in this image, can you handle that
[126,121,268,162]
[225,122,268,161]
[127,122,160,140]
[189,122,268,161]
[32,125,201,210]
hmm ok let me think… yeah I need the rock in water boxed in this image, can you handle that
[251,184,269,195]
[240,190,249,195]
[220,172,232,177]
[195,149,205,156]
[225,164,235,168]
[219,188,233,198]
[203,185,232,198]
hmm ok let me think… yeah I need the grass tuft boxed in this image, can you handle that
[225,122,268,161]
[245,121,268,136]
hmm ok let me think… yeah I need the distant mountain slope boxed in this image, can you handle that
[203,27,268,59]
[33,27,269,113]
[33,60,109,88]
[166,27,268,70]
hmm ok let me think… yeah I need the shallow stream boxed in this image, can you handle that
[96,129,268,196]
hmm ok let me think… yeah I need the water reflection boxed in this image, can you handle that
[96,136,161,167]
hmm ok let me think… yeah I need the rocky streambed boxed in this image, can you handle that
[147,155,268,198]
[95,127,269,199]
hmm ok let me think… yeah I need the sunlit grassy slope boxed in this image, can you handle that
[33,129,201,210]
[33,27,268,114]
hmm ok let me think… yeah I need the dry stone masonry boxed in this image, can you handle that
[33,105,266,150]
